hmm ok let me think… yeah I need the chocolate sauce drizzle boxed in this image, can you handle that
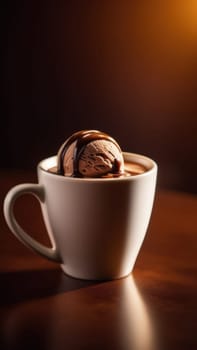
[57,130,122,177]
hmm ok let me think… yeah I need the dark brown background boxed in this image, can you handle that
[2,0,197,193]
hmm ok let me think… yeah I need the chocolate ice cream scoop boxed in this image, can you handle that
[57,130,124,178]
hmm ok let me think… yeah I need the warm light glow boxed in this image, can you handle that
[175,0,197,38]
[120,276,156,350]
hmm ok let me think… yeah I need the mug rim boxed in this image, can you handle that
[38,152,157,182]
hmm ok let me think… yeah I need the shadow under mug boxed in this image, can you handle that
[3,152,157,280]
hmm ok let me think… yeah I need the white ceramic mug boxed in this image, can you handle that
[3,152,157,280]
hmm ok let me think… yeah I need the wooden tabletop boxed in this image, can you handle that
[0,171,197,350]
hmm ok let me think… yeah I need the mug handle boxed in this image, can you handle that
[3,183,61,262]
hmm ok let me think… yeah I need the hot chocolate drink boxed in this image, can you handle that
[3,128,157,281]
[48,161,147,178]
